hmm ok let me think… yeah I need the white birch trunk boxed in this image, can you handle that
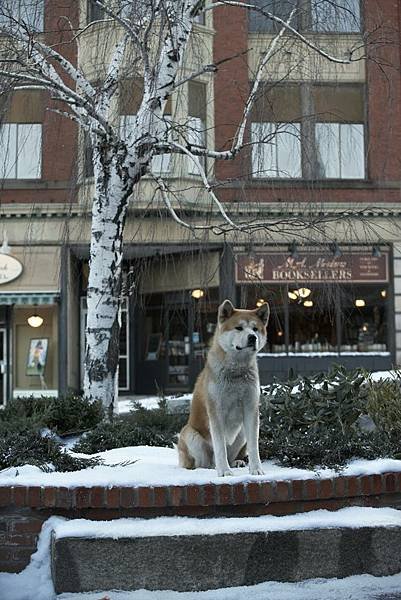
[84,141,130,415]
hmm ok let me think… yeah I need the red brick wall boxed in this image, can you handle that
[212,0,401,204]
[1,472,401,573]
[0,1,79,206]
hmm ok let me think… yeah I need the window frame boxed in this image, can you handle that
[0,122,42,180]
[250,82,366,181]
[247,0,361,34]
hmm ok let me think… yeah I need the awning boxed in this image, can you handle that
[0,292,59,305]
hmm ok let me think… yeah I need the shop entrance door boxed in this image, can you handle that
[0,328,7,406]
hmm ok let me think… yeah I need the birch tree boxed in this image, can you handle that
[0,0,370,413]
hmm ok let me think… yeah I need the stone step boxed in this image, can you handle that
[51,514,401,594]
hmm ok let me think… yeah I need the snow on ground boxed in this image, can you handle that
[3,511,401,600]
[2,446,401,488]
[54,507,401,539]
[57,575,401,600]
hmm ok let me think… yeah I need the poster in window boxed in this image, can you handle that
[26,338,49,376]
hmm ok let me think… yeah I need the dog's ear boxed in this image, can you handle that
[256,302,270,325]
[218,299,234,323]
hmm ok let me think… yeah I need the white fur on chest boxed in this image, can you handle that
[208,368,259,444]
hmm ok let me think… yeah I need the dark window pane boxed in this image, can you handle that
[87,0,104,23]
[311,0,360,33]
[118,357,127,389]
[248,0,299,33]
[288,286,338,352]
[340,285,388,352]
[252,84,302,123]
[313,85,364,123]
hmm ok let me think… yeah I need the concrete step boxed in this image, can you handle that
[51,515,401,594]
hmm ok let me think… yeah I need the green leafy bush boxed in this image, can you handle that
[0,393,104,436]
[0,429,102,472]
[74,399,187,454]
[259,366,401,470]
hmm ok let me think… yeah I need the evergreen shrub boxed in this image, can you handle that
[259,365,401,470]
[74,398,187,454]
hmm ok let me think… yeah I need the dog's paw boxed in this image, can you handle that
[217,468,234,477]
[249,465,265,476]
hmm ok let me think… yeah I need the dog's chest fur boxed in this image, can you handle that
[207,358,259,443]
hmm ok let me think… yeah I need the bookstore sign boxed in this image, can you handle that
[236,252,389,284]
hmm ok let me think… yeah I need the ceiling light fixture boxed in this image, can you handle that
[191,289,205,299]
[288,290,299,301]
[303,300,313,307]
[27,314,44,328]
[297,287,311,299]
[355,299,366,308]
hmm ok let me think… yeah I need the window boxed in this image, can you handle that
[187,81,207,175]
[248,0,360,33]
[316,123,364,179]
[0,89,43,180]
[248,0,299,33]
[311,0,360,33]
[119,79,172,174]
[340,286,388,352]
[252,122,301,178]
[87,0,104,24]
[0,1,44,31]
[251,83,365,180]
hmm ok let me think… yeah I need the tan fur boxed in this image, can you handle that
[178,301,269,476]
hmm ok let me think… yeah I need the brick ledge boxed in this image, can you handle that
[0,472,399,512]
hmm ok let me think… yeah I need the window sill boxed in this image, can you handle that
[0,180,69,190]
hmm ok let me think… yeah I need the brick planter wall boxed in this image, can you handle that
[1,472,401,572]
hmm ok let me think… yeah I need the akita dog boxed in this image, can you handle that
[178,299,269,477]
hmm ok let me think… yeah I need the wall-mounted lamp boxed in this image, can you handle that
[372,245,382,258]
[355,299,366,308]
[329,241,342,258]
[288,240,299,259]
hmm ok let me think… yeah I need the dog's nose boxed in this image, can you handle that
[247,334,257,347]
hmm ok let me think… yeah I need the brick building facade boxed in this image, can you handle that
[0,0,400,401]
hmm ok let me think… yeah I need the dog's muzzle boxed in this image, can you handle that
[247,334,257,349]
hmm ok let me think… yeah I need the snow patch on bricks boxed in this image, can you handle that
[1,446,401,489]
[54,507,401,540]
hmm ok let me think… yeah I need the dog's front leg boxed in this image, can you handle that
[208,406,233,477]
[243,404,264,476]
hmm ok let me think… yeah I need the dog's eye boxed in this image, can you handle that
[235,326,243,331]
[253,327,258,332]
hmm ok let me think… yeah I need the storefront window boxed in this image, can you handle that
[238,279,389,356]
[340,285,388,352]
[288,285,338,353]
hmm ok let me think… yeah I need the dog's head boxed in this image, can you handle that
[217,299,269,355]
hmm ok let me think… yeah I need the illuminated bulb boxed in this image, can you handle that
[256,298,266,307]
[298,287,311,299]
[362,324,368,332]
[191,289,205,299]
[303,300,313,307]
[277,331,283,337]
[27,315,44,328]
[355,299,365,308]
[288,291,298,301]
[381,290,387,298]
